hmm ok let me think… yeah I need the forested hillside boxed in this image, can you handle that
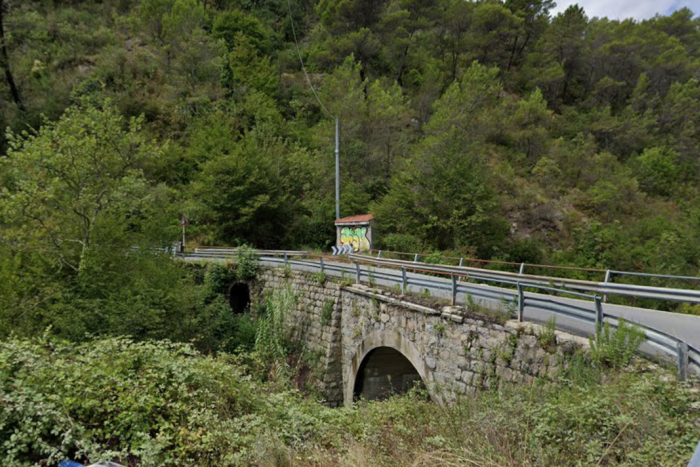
[1,0,700,335]
[1,3,700,465]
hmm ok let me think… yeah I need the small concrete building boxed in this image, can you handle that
[335,214,375,253]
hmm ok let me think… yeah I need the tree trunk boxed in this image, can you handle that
[0,0,24,111]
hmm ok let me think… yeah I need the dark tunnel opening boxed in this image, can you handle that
[228,282,250,314]
[353,347,425,401]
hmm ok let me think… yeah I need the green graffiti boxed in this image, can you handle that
[340,227,370,252]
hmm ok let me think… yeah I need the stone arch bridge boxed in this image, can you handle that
[248,267,586,407]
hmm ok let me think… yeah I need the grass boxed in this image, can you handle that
[466,294,511,324]
[538,317,557,350]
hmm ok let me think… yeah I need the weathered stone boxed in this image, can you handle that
[253,266,592,408]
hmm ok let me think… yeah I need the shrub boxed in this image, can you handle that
[204,262,237,296]
[589,318,645,369]
[235,244,260,281]
[254,285,296,365]
[313,271,327,285]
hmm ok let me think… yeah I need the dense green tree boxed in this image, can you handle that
[0,99,165,271]
[1,0,700,280]
[376,63,508,254]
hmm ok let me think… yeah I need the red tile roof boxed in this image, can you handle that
[335,214,375,224]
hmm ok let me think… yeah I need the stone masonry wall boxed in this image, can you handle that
[340,284,588,404]
[252,268,345,406]
[252,268,589,406]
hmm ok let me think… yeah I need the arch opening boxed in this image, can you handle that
[353,346,425,401]
[228,282,250,314]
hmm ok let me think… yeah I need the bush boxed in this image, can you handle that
[204,262,237,296]
[589,318,646,369]
[235,245,260,281]
[0,337,268,466]
[1,335,698,467]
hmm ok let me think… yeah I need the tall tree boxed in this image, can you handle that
[0,99,163,272]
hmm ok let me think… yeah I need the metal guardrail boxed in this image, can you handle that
[351,254,700,304]
[191,248,309,257]
[351,254,700,378]
[371,248,700,287]
[178,249,700,379]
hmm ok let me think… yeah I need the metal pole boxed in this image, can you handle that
[355,261,361,284]
[519,263,525,275]
[335,116,340,220]
[451,274,457,306]
[401,267,407,295]
[182,224,186,251]
[517,283,524,321]
[377,250,382,258]
[594,296,604,332]
[319,256,324,273]
[678,341,689,381]
[603,269,611,303]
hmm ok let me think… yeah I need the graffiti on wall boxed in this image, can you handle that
[340,226,370,252]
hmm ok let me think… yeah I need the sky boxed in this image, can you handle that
[550,0,700,21]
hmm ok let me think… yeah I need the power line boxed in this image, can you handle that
[285,0,334,118]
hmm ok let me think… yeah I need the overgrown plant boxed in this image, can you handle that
[204,263,237,297]
[589,318,646,369]
[340,272,353,287]
[538,317,557,349]
[313,271,327,286]
[254,285,296,368]
[321,299,334,326]
[235,244,259,281]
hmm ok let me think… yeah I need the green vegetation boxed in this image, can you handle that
[0,0,698,277]
[313,270,327,285]
[321,299,334,326]
[538,317,558,349]
[1,336,698,466]
[1,1,699,466]
[590,318,647,370]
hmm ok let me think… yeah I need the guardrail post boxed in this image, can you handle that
[451,274,457,306]
[284,253,288,266]
[377,250,382,258]
[355,262,361,284]
[458,258,463,282]
[401,267,407,295]
[519,263,525,275]
[678,342,689,381]
[414,253,419,263]
[603,269,611,303]
[517,283,524,322]
[594,296,604,332]
[319,256,324,273]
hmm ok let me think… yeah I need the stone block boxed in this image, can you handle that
[461,370,475,385]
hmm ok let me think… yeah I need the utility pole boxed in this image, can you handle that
[335,116,340,220]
